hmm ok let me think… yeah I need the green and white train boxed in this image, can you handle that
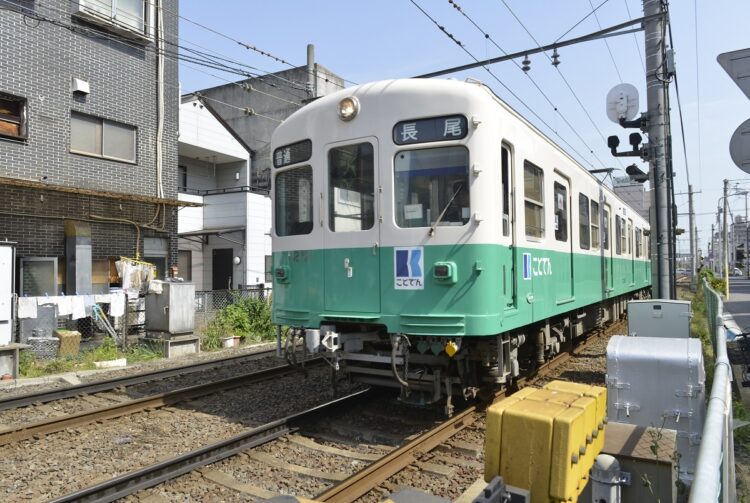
[270,79,650,409]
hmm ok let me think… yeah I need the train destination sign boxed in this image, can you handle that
[273,139,312,168]
[393,115,468,145]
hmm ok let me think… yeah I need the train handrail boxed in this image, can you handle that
[690,279,737,502]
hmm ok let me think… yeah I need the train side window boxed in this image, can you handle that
[553,182,567,241]
[627,220,633,255]
[524,161,544,239]
[275,166,313,236]
[579,194,590,250]
[328,142,375,232]
[635,228,642,258]
[615,216,622,255]
[603,209,610,250]
[394,146,470,228]
[501,145,511,237]
[590,200,600,249]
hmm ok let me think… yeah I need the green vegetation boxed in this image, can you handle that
[198,295,275,351]
[18,336,160,378]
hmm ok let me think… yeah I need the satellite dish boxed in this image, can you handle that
[606,83,639,124]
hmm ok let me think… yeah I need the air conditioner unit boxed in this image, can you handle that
[70,0,154,43]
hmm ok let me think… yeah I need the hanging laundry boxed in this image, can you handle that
[55,296,73,316]
[109,291,126,317]
[17,297,38,319]
[71,296,86,320]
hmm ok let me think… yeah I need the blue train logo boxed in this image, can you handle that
[395,247,424,290]
[523,252,552,280]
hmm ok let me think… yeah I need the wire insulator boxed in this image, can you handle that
[522,54,531,72]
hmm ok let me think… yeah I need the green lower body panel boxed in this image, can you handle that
[272,244,650,336]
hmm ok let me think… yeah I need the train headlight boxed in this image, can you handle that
[337,96,359,121]
[433,261,457,284]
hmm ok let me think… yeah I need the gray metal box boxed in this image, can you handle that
[627,300,691,338]
[606,335,705,485]
[145,282,195,334]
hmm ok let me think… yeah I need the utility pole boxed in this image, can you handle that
[688,184,696,289]
[643,0,673,299]
[724,179,730,298]
[711,223,715,273]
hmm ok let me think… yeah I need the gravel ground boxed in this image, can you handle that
[0,342,279,399]
[0,351,285,429]
[0,365,359,503]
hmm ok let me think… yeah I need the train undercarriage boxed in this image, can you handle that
[283,289,650,415]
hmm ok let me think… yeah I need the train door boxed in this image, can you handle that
[501,144,516,309]
[603,204,613,292]
[323,138,381,313]
[552,172,574,303]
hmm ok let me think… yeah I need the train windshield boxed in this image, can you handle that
[275,166,313,236]
[394,146,469,228]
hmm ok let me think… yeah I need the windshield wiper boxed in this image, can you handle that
[428,183,463,237]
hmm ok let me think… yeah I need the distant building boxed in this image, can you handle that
[612,176,650,221]
[0,0,180,295]
[177,95,271,291]
[198,63,345,188]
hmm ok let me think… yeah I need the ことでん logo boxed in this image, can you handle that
[394,247,424,290]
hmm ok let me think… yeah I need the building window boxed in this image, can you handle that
[70,112,136,163]
[73,0,152,38]
[590,201,600,249]
[0,93,28,140]
[178,165,188,192]
[579,194,590,250]
[524,161,544,239]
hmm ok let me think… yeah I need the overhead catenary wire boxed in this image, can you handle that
[622,0,646,73]
[587,0,623,82]
[2,0,309,114]
[408,0,596,169]
[555,0,611,43]
[497,0,625,173]
[448,0,608,170]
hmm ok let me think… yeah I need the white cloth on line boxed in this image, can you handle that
[17,297,38,319]
[82,295,96,307]
[109,292,126,317]
[71,296,86,320]
[56,296,73,316]
[38,296,56,305]
[94,294,111,304]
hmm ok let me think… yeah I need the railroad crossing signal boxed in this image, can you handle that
[718,48,750,174]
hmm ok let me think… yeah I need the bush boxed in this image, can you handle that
[199,295,275,350]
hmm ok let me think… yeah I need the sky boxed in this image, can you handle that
[179,0,750,259]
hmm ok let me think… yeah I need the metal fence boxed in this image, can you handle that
[194,288,272,331]
[691,279,737,502]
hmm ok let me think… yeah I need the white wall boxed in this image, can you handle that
[180,99,248,159]
[203,192,247,229]
[245,192,272,287]
[177,193,204,233]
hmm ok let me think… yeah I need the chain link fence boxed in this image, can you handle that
[194,287,272,331]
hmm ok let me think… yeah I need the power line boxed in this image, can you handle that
[622,0,646,72]
[693,0,702,189]
[498,0,625,172]
[408,0,596,168]
[449,0,607,169]
[555,0,611,43]
[587,0,623,82]
[3,0,312,107]
[666,15,691,187]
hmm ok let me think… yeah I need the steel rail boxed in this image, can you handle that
[316,319,621,502]
[48,389,372,503]
[0,348,279,412]
[0,360,322,446]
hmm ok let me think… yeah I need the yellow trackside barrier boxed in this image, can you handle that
[484,381,607,503]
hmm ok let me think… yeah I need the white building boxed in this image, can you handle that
[177,95,272,291]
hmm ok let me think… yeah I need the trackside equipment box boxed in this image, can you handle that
[484,382,607,502]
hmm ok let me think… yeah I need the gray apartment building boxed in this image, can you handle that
[0,0,179,295]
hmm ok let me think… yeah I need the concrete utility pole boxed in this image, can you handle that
[724,179,730,297]
[644,0,673,299]
[689,184,696,289]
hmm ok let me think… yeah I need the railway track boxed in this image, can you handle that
[51,319,624,503]
[0,348,279,412]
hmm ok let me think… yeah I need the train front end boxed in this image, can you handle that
[271,80,514,410]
